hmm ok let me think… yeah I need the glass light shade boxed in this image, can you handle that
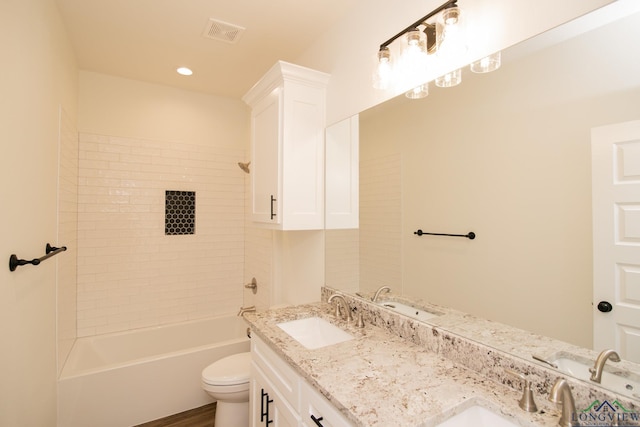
[405,83,429,99]
[373,47,392,89]
[397,28,428,90]
[470,51,501,73]
[404,28,427,54]
[436,6,467,59]
[435,69,462,88]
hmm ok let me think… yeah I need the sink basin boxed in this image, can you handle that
[277,317,354,350]
[436,405,518,427]
[377,300,440,321]
[548,353,640,399]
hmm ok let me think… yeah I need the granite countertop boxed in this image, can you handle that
[243,302,562,427]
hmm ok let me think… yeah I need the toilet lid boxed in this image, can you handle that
[202,352,251,386]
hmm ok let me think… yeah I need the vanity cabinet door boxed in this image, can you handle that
[300,381,353,427]
[251,361,301,427]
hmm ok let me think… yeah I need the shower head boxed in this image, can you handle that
[238,161,250,174]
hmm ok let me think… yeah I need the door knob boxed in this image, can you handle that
[597,301,613,313]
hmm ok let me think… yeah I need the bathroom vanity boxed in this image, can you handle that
[243,290,640,426]
[251,332,352,426]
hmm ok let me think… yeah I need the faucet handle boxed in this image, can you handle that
[355,311,365,328]
[506,369,538,413]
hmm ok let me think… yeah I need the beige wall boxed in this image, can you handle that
[79,71,248,147]
[357,12,640,347]
[0,0,78,425]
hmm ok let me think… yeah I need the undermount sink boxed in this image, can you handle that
[548,353,640,399]
[377,300,440,321]
[277,317,354,350]
[436,405,519,427]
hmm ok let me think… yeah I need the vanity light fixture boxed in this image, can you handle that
[373,0,501,99]
[177,67,193,76]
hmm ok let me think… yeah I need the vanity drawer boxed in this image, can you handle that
[251,334,300,409]
[300,381,353,427]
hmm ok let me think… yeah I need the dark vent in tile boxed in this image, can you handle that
[165,191,195,235]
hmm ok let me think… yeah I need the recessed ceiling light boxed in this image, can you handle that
[177,67,193,76]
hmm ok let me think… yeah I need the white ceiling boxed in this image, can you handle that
[55,0,357,99]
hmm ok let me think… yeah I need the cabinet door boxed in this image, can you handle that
[251,90,281,224]
[280,82,325,230]
[251,362,300,427]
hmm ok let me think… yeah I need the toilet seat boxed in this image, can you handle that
[202,352,251,386]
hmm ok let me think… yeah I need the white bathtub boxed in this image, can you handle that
[58,315,250,427]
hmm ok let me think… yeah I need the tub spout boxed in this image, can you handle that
[237,305,256,316]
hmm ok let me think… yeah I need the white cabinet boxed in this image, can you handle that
[243,61,330,230]
[250,334,353,427]
[325,115,359,229]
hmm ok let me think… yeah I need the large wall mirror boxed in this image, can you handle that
[325,2,640,368]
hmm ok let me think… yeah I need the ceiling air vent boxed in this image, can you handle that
[202,18,245,44]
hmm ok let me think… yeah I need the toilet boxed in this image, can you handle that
[201,352,252,427]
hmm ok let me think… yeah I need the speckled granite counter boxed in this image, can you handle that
[243,303,561,427]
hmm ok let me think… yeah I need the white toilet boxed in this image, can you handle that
[201,351,252,427]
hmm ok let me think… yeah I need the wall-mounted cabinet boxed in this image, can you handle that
[243,61,330,230]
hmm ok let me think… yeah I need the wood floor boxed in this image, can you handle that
[135,403,216,427]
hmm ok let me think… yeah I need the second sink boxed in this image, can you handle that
[547,352,640,399]
[377,300,440,322]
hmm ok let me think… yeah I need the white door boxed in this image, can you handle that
[592,119,640,363]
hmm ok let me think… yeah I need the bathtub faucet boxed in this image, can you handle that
[237,305,256,316]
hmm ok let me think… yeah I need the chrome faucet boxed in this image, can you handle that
[237,305,256,316]
[589,349,620,383]
[371,285,391,302]
[548,378,578,427]
[328,294,353,322]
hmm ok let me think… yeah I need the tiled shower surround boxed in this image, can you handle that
[77,133,246,336]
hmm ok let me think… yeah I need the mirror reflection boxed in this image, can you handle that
[325,3,640,396]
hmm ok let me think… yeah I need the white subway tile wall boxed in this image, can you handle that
[325,229,360,293]
[77,133,246,336]
[359,153,402,294]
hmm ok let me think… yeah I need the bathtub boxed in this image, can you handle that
[57,315,250,427]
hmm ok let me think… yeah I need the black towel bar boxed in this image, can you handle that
[413,229,476,240]
[9,243,67,272]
